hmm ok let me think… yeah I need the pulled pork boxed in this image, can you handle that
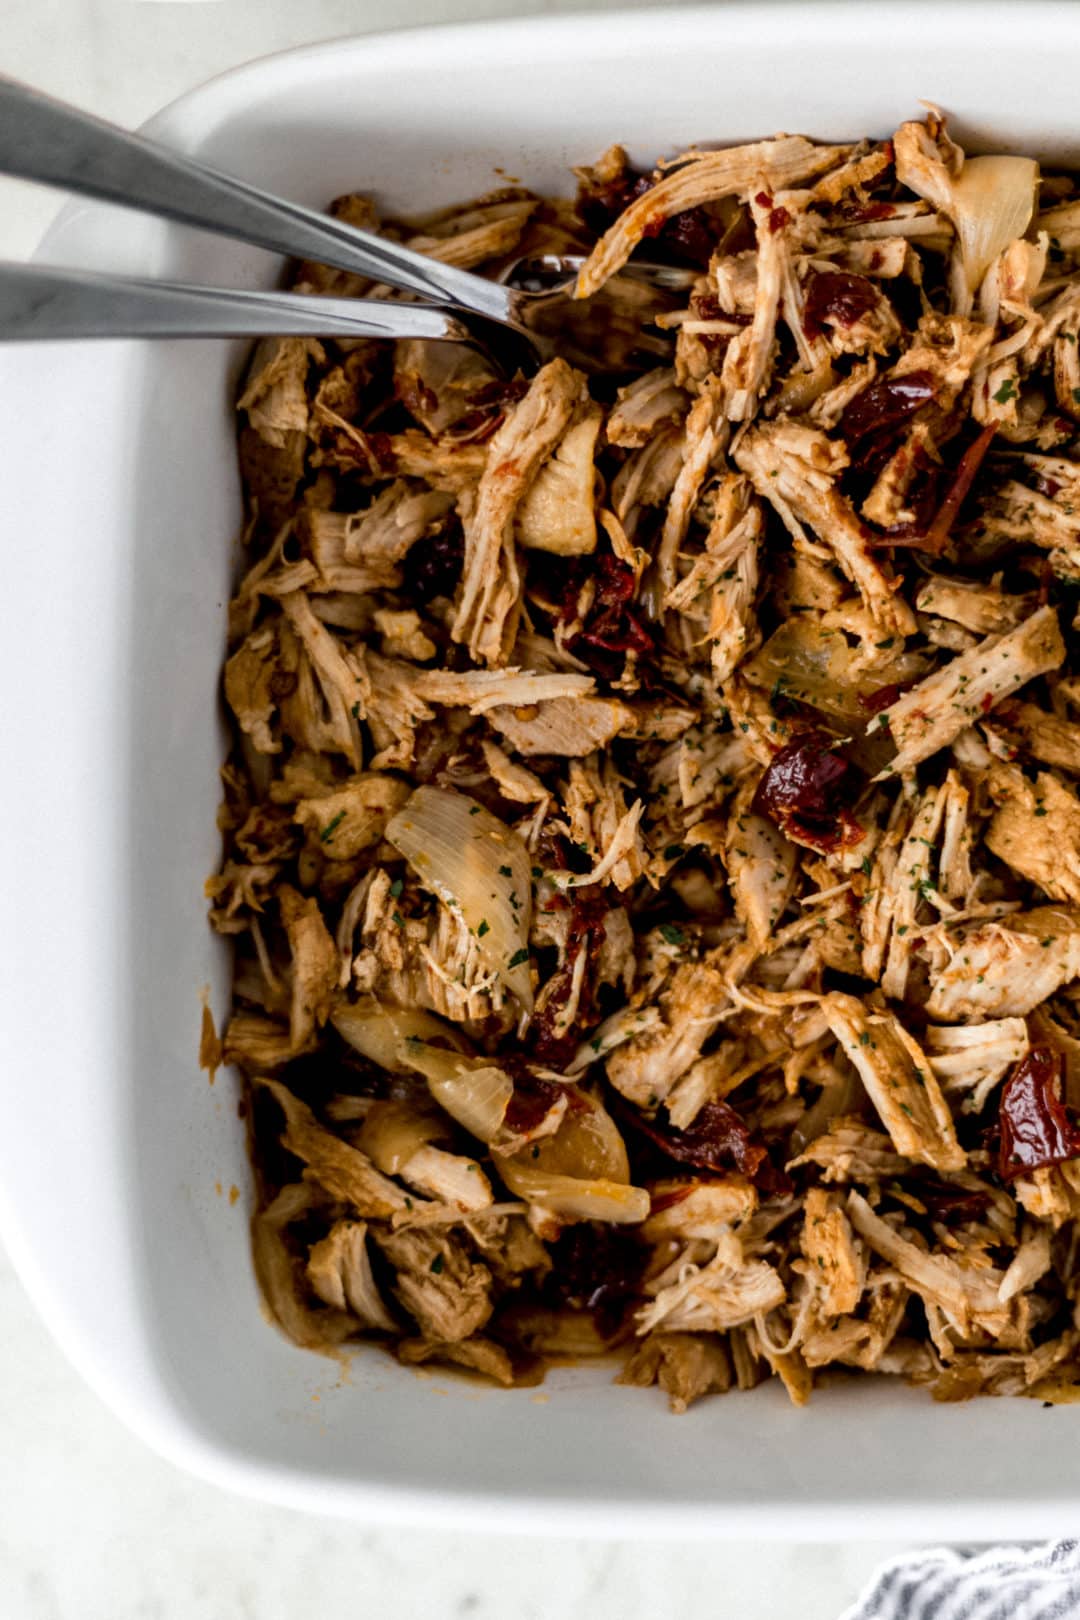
[214,118,1080,1409]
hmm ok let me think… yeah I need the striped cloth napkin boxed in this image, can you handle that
[843,1542,1080,1619]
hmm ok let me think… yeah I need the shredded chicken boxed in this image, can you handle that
[216,115,1080,1409]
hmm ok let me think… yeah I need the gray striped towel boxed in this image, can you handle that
[843,1542,1080,1620]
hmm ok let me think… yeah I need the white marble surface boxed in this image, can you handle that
[0,1244,908,1620]
[0,3,915,1613]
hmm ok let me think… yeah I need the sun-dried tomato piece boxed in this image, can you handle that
[922,422,997,554]
[407,518,465,603]
[841,369,937,473]
[545,1222,644,1335]
[579,556,655,656]
[628,1100,792,1195]
[529,888,610,1066]
[857,682,905,714]
[998,1046,1080,1179]
[803,271,880,339]
[578,165,713,265]
[650,202,716,264]
[578,168,652,235]
[751,730,865,852]
[503,1072,571,1135]
[911,1176,992,1225]
[557,554,656,676]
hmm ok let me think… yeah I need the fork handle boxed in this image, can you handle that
[0,77,513,323]
[0,260,484,343]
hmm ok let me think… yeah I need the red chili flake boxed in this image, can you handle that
[1033,474,1061,499]
[998,1047,1080,1179]
[751,730,865,852]
[754,190,773,209]
[768,205,791,234]
[803,271,879,339]
[629,1100,792,1196]
[922,423,997,555]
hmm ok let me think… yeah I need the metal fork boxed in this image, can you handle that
[0,78,695,365]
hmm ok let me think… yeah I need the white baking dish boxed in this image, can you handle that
[4,2,1080,1537]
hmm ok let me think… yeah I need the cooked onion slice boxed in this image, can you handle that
[951,156,1038,296]
[332,996,512,1143]
[332,997,469,1072]
[496,1089,647,1224]
[400,1043,515,1145]
[387,786,534,1015]
[497,1158,649,1225]
[528,1088,631,1182]
[359,1100,444,1175]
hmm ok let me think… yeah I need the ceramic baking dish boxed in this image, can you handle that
[4,1,1080,1537]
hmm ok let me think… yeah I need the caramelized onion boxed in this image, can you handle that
[387,786,534,1014]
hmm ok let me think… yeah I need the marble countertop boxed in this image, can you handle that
[0,3,914,1613]
[0,1241,905,1620]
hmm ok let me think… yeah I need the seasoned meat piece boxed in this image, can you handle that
[985,765,1080,904]
[452,358,587,665]
[486,695,631,756]
[872,607,1065,777]
[821,995,965,1172]
[637,1253,786,1334]
[925,910,1080,1021]
[800,1188,862,1317]
[992,702,1080,775]
[618,1333,733,1412]
[735,420,915,634]
[575,135,852,296]
[846,1192,1009,1334]
[375,1228,494,1343]
[306,1220,398,1330]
